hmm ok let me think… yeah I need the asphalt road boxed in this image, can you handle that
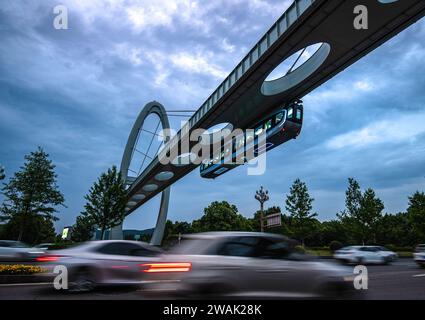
[0,259,424,300]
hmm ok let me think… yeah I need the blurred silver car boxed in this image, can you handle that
[414,244,425,268]
[0,240,45,262]
[334,246,398,265]
[141,232,360,299]
[37,240,162,292]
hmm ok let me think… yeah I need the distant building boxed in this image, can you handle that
[91,229,111,241]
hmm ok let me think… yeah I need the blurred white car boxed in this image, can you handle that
[0,240,45,262]
[37,240,163,292]
[142,232,361,299]
[334,246,398,265]
[414,244,425,268]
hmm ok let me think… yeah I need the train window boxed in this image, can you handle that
[238,137,244,149]
[264,119,272,131]
[246,131,254,142]
[275,112,284,123]
[288,107,293,118]
[296,109,302,120]
[255,126,263,136]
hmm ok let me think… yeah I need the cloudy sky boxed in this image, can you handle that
[1,0,424,233]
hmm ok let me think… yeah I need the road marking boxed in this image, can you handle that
[0,282,51,287]
[413,274,425,278]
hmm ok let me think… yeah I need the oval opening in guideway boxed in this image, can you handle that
[200,122,233,146]
[261,42,331,96]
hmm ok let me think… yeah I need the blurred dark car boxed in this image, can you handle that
[0,240,45,262]
[37,240,163,292]
[141,232,360,299]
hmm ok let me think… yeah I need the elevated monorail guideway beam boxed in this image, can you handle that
[124,0,425,215]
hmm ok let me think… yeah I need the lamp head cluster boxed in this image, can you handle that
[255,186,269,204]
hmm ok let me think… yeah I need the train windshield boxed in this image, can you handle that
[275,112,284,123]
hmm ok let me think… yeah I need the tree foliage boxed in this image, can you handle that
[376,212,412,247]
[71,215,95,243]
[162,220,194,246]
[407,191,425,244]
[338,178,384,244]
[0,165,5,181]
[0,147,65,241]
[345,178,362,218]
[358,188,384,243]
[192,201,252,233]
[81,166,127,240]
[285,179,317,245]
[1,215,56,245]
[158,186,424,249]
[164,220,193,239]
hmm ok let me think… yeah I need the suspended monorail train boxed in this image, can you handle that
[200,100,303,179]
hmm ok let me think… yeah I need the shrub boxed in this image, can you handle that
[0,265,47,275]
[384,244,413,252]
[329,241,343,252]
[384,244,397,252]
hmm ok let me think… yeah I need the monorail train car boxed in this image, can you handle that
[200,100,303,179]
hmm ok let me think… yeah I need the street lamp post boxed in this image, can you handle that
[255,186,269,232]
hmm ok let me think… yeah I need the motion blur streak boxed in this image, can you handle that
[36,255,60,262]
[141,263,192,273]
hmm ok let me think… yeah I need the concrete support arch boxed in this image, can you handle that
[110,101,171,246]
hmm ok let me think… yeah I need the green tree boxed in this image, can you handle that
[2,215,56,245]
[0,224,5,238]
[164,220,193,239]
[407,191,425,244]
[0,165,5,180]
[162,220,194,246]
[358,188,384,244]
[81,166,127,240]
[337,178,364,244]
[376,212,412,246]
[285,179,317,246]
[338,179,384,244]
[71,215,95,243]
[345,178,362,217]
[192,201,252,233]
[316,220,348,247]
[1,147,65,241]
